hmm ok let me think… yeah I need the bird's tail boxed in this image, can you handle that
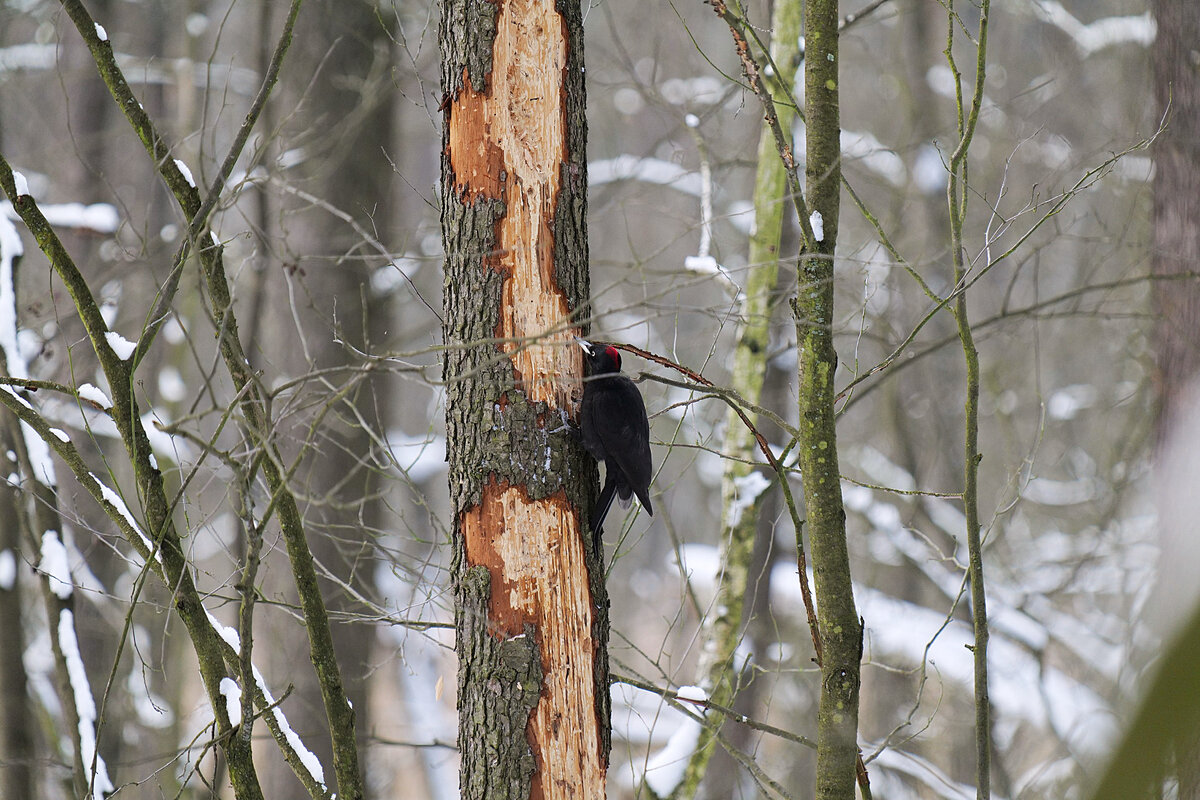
[591,473,619,556]
[621,484,653,516]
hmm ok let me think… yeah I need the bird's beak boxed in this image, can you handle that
[574,336,593,355]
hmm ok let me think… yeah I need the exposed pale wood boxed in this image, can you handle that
[463,480,603,799]
[448,0,579,411]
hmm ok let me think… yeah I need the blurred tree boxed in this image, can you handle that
[0,424,35,800]
[250,0,394,793]
[1152,0,1200,428]
[1152,0,1200,794]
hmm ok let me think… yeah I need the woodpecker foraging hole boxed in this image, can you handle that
[577,337,654,555]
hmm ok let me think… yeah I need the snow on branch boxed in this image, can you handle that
[58,609,115,799]
[205,611,329,791]
[1029,1,1156,56]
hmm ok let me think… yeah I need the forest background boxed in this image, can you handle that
[0,0,1192,798]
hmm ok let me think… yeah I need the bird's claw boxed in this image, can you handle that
[546,408,576,436]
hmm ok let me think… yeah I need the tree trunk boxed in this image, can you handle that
[439,0,607,797]
[257,1,391,792]
[799,1,862,798]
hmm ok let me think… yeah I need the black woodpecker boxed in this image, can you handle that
[577,337,654,554]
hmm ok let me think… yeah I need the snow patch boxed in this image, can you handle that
[1024,476,1099,506]
[727,471,771,527]
[20,422,56,487]
[12,171,29,197]
[369,258,422,296]
[77,383,112,410]
[1047,384,1097,421]
[659,75,726,106]
[58,610,114,799]
[219,678,243,727]
[0,43,58,72]
[642,706,703,796]
[0,213,26,380]
[173,159,195,188]
[141,409,192,465]
[264,678,326,785]
[157,367,187,402]
[872,747,977,799]
[104,331,137,360]
[0,549,15,590]
[770,573,1117,757]
[39,203,119,233]
[40,531,72,599]
[162,315,187,344]
[810,210,824,242]
[94,22,108,41]
[913,143,947,194]
[842,130,906,186]
[206,610,241,650]
[589,156,704,198]
[90,473,157,560]
[204,610,327,789]
[387,431,447,483]
[726,199,755,235]
[185,12,209,36]
[126,663,173,728]
[1030,2,1156,56]
[684,255,740,295]
[856,444,917,492]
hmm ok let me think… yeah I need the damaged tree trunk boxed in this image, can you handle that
[439,1,608,799]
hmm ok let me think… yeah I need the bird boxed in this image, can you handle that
[576,337,654,555]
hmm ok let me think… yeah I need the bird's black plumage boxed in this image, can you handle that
[578,338,653,554]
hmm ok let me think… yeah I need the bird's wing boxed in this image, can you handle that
[593,378,653,511]
[579,392,607,462]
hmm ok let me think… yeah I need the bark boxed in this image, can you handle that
[676,0,802,794]
[798,1,862,798]
[440,0,607,797]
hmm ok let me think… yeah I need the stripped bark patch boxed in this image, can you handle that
[447,71,506,201]
[461,478,604,798]
[490,0,575,410]
[445,0,579,411]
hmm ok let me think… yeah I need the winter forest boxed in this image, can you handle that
[0,0,1194,798]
